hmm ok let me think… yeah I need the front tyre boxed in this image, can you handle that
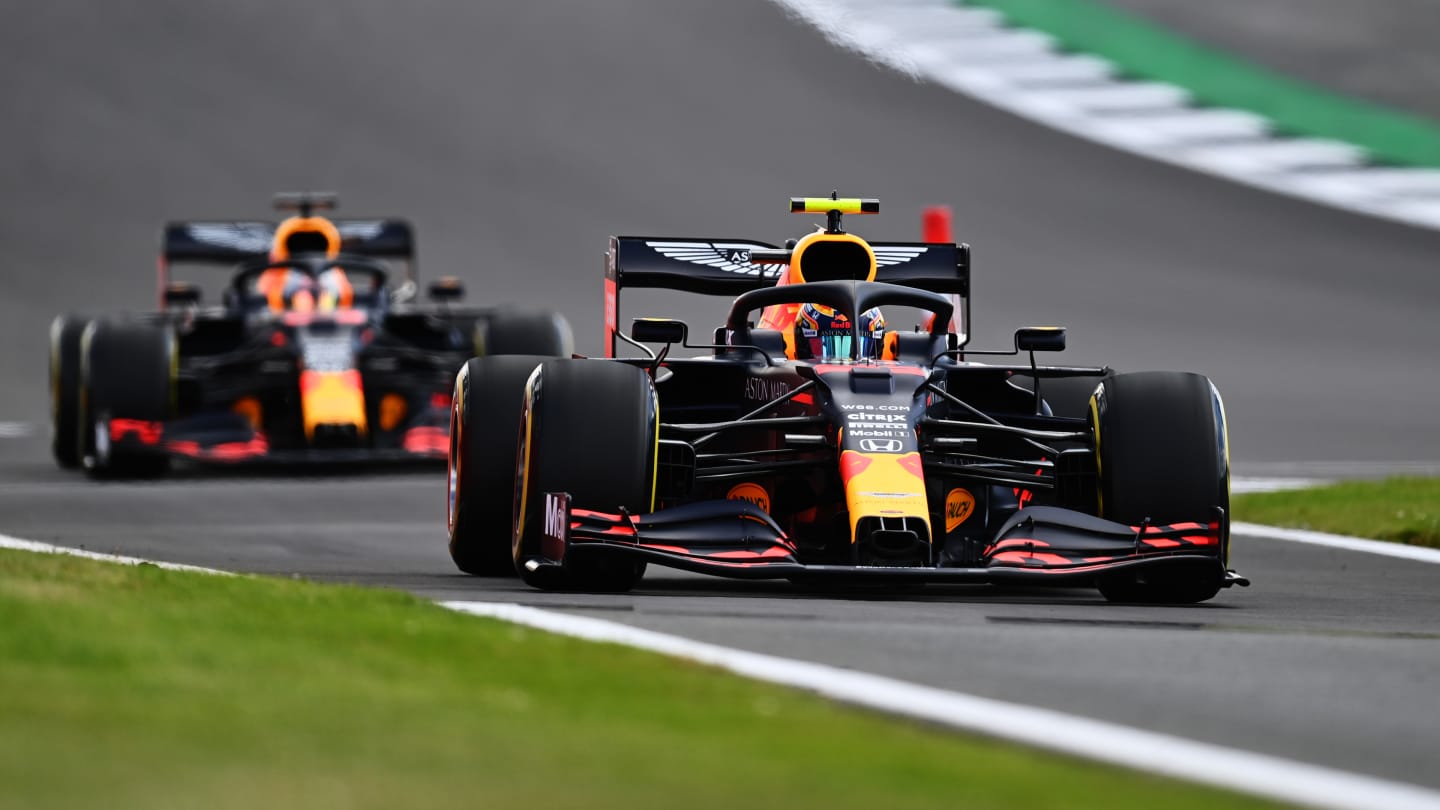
[80,320,176,478]
[513,360,656,592]
[448,355,554,576]
[50,316,88,469]
[1090,371,1229,604]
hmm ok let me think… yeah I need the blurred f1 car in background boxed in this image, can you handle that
[448,195,1248,603]
[50,192,571,477]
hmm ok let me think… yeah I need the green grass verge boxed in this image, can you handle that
[955,0,1440,167]
[1234,477,1440,547]
[0,549,1286,810]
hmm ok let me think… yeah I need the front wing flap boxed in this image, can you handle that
[527,496,1245,588]
[532,495,803,579]
[105,414,447,465]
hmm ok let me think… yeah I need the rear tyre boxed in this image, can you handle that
[80,320,175,478]
[513,360,655,592]
[50,316,88,469]
[477,310,574,358]
[1090,371,1229,604]
[448,355,554,576]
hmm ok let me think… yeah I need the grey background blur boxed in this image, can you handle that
[3,0,1439,469]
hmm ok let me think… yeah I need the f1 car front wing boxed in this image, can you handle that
[105,416,447,465]
[523,495,1249,589]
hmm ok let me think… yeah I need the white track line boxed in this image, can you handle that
[1231,477,1327,494]
[444,600,1440,810]
[771,0,1440,231]
[1235,522,1440,564]
[0,422,31,439]
[6,528,1440,805]
[0,533,230,575]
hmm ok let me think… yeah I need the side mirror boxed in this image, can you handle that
[1015,326,1065,353]
[631,318,688,345]
[428,277,465,302]
[164,282,201,306]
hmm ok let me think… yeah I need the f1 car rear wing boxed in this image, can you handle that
[157,219,416,308]
[161,219,415,263]
[604,235,971,357]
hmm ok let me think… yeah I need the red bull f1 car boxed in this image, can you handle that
[50,193,571,477]
[447,196,1248,603]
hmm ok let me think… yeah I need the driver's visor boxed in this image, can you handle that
[809,331,880,360]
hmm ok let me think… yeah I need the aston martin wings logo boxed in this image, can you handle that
[185,223,274,253]
[872,246,930,266]
[645,241,780,278]
[336,221,385,241]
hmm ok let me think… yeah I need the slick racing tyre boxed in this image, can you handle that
[513,359,655,592]
[476,310,574,358]
[49,316,88,468]
[1090,371,1229,604]
[448,354,554,576]
[80,320,175,478]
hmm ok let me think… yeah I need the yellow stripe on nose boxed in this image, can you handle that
[300,370,368,439]
[839,449,930,543]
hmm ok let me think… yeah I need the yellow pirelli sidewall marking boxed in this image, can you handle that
[1089,390,1104,518]
[451,364,467,532]
[1215,383,1231,495]
[840,449,930,543]
[649,379,660,512]
[726,482,771,514]
[77,323,95,443]
[789,231,877,283]
[514,367,540,544]
[945,488,975,533]
[1213,382,1232,565]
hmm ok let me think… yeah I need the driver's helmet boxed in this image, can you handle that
[793,303,885,360]
[259,216,348,312]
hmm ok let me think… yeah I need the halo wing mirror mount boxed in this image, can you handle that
[1015,326,1066,353]
[164,282,201,307]
[428,277,465,302]
[630,318,688,346]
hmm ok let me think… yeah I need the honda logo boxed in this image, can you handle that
[859,438,903,453]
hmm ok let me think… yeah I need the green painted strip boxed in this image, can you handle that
[956,0,1440,168]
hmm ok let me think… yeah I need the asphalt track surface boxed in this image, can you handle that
[3,0,1440,798]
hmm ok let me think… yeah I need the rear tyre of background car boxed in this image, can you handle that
[513,360,655,592]
[80,320,175,479]
[1089,371,1229,604]
[477,310,574,358]
[50,316,89,469]
[448,354,554,576]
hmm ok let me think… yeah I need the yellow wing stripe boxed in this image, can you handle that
[790,197,880,215]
